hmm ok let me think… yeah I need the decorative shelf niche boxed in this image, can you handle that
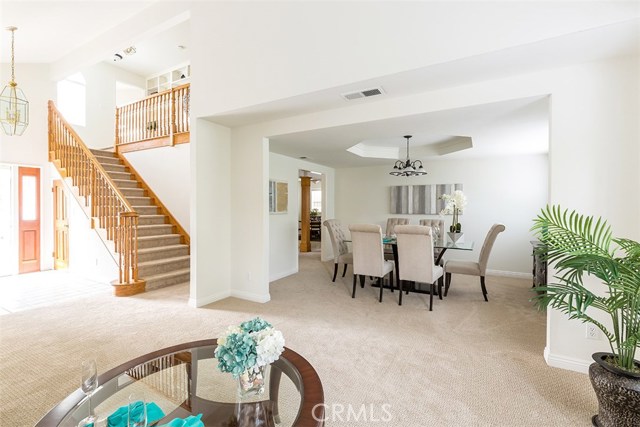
[146,63,190,96]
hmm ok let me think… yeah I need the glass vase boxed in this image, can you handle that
[237,365,267,398]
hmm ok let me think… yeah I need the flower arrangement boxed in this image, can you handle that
[440,190,467,232]
[215,317,285,379]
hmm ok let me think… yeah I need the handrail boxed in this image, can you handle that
[48,100,140,286]
[115,84,190,147]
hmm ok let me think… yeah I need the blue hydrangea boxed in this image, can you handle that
[240,317,272,334]
[214,332,257,378]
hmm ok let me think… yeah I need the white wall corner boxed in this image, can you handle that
[544,346,591,374]
[188,290,232,308]
[230,289,271,304]
[269,268,298,283]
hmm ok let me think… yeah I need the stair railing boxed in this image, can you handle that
[115,84,190,147]
[48,100,140,286]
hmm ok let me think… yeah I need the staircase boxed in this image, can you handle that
[90,149,191,291]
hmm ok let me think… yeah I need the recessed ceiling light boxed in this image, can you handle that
[123,46,136,56]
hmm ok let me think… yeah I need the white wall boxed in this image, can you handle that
[63,62,145,149]
[335,154,549,275]
[268,152,336,282]
[123,144,190,232]
[189,119,231,307]
[0,64,55,272]
[190,1,636,117]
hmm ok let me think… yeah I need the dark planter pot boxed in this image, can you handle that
[589,353,640,427]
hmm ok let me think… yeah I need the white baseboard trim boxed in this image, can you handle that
[231,289,271,303]
[269,268,298,282]
[188,290,231,308]
[487,269,530,279]
[544,347,590,374]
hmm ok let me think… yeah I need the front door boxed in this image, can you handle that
[53,180,69,269]
[18,167,40,273]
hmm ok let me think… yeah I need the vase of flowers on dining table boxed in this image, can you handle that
[441,190,467,243]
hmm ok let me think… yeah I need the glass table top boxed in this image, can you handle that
[37,340,324,427]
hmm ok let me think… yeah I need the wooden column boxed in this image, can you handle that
[300,177,311,252]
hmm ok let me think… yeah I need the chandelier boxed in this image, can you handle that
[0,26,29,136]
[390,135,426,176]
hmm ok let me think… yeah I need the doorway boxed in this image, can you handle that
[0,165,13,277]
[53,180,69,269]
[18,166,40,274]
[298,170,323,253]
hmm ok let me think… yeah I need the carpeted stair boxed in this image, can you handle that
[90,148,190,291]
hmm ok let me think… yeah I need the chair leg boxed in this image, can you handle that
[332,263,338,282]
[390,270,394,292]
[342,264,348,277]
[379,277,383,303]
[429,282,434,311]
[480,276,488,302]
[438,276,444,300]
[445,273,451,296]
[360,275,365,288]
[352,274,357,298]
[399,279,403,306]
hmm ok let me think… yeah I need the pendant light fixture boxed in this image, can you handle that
[1,26,29,136]
[390,135,427,176]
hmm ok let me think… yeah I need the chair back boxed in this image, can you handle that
[323,219,349,262]
[478,224,506,274]
[349,224,385,277]
[395,225,436,283]
[385,217,409,236]
[419,219,445,241]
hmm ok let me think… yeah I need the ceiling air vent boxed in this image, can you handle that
[341,87,385,101]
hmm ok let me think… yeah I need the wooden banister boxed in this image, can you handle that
[115,84,190,152]
[48,100,143,292]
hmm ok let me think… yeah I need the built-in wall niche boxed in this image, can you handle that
[390,183,463,214]
[269,180,288,214]
[146,63,190,96]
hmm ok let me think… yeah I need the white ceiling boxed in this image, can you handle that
[1,3,637,170]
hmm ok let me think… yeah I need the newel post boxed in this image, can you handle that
[112,211,145,296]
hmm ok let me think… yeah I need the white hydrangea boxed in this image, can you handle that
[253,328,285,367]
[217,325,242,347]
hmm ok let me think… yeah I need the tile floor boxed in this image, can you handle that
[0,269,111,315]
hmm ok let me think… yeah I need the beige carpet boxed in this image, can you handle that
[0,253,596,426]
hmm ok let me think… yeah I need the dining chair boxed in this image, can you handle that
[444,224,506,301]
[323,219,353,282]
[385,217,410,237]
[348,224,395,302]
[419,219,445,263]
[395,225,444,311]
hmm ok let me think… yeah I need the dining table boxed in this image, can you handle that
[345,234,474,295]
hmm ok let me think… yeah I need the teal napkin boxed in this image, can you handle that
[158,414,204,427]
[107,402,165,427]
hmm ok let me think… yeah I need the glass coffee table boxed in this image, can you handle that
[36,339,324,427]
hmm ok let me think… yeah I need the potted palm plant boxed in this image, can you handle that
[531,205,640,427]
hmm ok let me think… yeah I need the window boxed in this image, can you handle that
[311,190,322,211]
[57,73,86,126]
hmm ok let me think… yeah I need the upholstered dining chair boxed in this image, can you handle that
[444,224,506,301]
[419,218,445,263]
[385,217,410,237]
[323,219,353,282]
[349,224,395,303]
[395,225,444,311]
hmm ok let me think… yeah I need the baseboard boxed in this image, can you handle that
[269,268,297,282]
[188,289,231,308]
[544,347,590,374]
[487,269,530,279]
[231,289,271,303]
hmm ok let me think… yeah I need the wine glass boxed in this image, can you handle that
[78,359,98,427]
[128,392,147,427]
